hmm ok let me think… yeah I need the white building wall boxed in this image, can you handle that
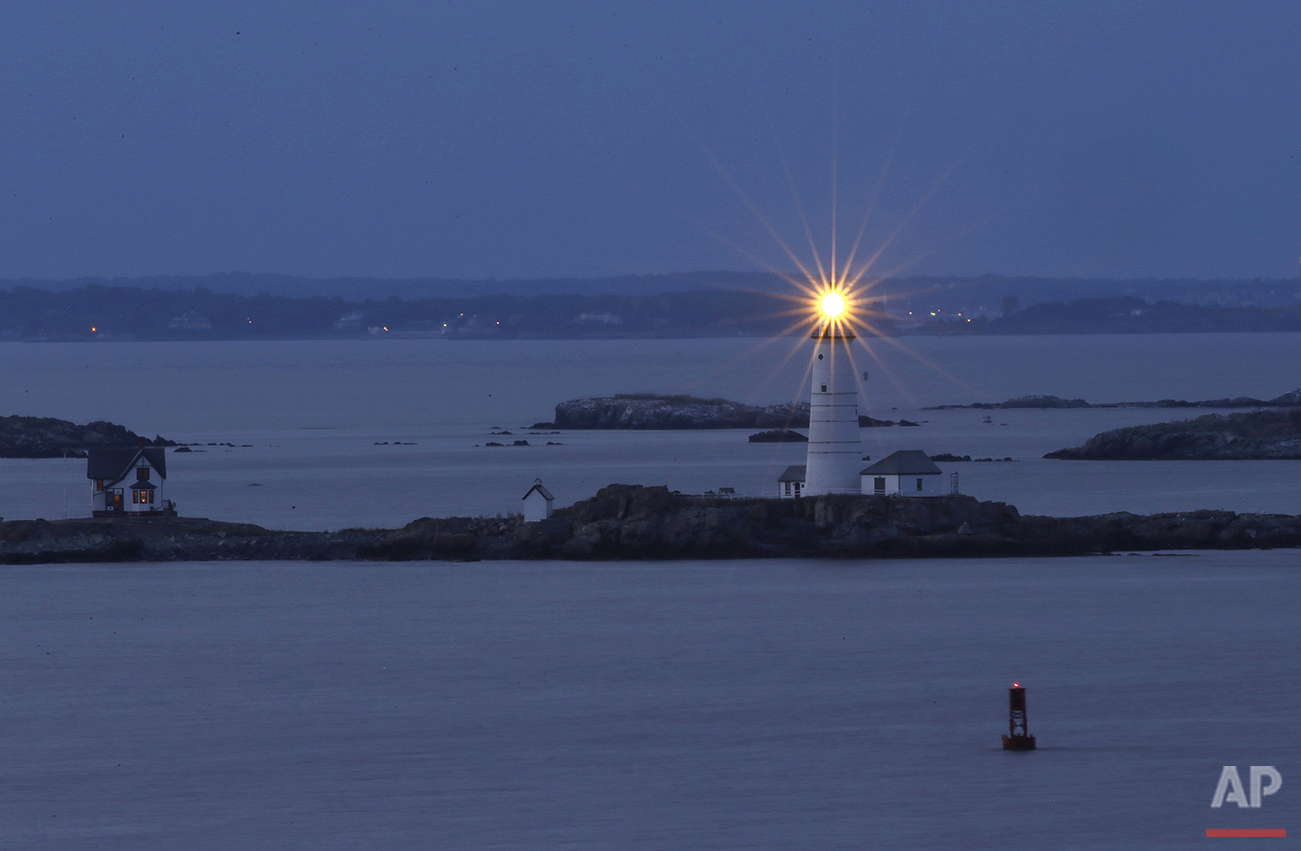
[861,473,944,497]
[125,486,161,514]
[127,460,163,514]
[914,474,943,497]
[523,492,552,522]
[92,457,164,515]
[804,331,862,495]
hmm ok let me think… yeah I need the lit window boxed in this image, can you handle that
[95,479,104,491]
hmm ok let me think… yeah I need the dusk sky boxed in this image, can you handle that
[4,1,1298,283]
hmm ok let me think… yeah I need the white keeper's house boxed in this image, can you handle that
[860,450,944,496]
[777,449,945,498]
[88,447,175,517]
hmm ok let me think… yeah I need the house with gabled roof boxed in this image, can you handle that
[861,450,944,497]
[88,447,175,517]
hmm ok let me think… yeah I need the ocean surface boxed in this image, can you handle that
[0,554,1297,849]
[2,333,1300,528]
[1,333,1299,848]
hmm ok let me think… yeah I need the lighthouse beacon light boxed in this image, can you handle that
[819,290,846,319]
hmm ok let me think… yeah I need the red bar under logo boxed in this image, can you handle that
[1206,828,1287,838]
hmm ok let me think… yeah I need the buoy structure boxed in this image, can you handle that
[1002,683,1037,750]
[803,300,862,496]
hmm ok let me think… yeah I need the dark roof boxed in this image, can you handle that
[129,479,158,490]
[522,481,555,502]
[777,465,807,483]
[860,450,941,476]
[86,447,168,484]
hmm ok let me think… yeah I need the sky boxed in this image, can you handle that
[2,1,1298,284]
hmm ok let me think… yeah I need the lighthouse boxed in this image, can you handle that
[803,292,863,495]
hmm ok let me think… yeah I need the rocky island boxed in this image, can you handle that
[534,395,809,429]
[747,429,808,443]
[534,395,916,429]
[3,485,1299,564]
[1045,409,1301,460]
[930,389,1301,410]
[0,415,174,458]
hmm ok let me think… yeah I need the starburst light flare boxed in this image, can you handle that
[819,291,845,319]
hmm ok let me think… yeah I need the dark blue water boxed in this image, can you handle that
[1,554,1296,848]
[5,334,1301,528]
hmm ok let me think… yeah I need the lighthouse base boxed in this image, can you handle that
[1002,734,1037,750]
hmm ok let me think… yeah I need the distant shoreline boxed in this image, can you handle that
[6,276,1301,341]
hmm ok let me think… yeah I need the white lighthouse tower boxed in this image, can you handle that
[803,296,863,495]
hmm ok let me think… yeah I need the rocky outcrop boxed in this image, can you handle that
[510,485,1301,560]
[0,415,174,458]
[0,515,520,564]
[538,395,919,430]
[931,389,1301,411]
[748,429,807,442]
[5,485,1301,563]
[930,395,1090,409]
[546,395,810,429]
[1045,409,1301,460]
[1148,389,1301,408]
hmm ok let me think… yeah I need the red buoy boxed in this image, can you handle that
[1002,683,1036,750]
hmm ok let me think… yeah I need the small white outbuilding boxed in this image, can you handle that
[521,478,555,522]
[776,465,807,499]
[860,450,944,497]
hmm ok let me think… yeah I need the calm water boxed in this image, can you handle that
[1,335,1299,848]
[2,333,1300,528]
[0,554,1296,849]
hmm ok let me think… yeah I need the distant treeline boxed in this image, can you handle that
[0,284,800,341]
[934,295,1301,335]
[6,271,1298,308]
[2,279,1301,341]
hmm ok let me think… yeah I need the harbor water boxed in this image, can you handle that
[0,333,1298,847]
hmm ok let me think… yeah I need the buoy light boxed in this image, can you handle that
[1002,683,1036,750]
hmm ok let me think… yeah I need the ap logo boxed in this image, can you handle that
[1211,766,1283,808]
